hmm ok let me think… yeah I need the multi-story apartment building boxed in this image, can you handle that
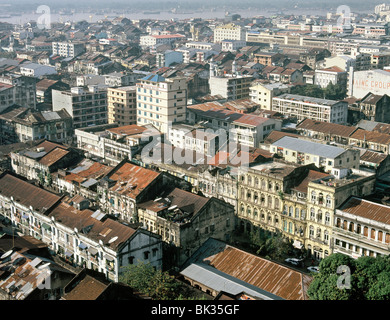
[0,106,73,145]
[107,86,137,126]
[139,34,186,48]
[52,86,108,129]
[249,82,290,110]
[314,66,348,90]
[0,74,37,112]
[0,172,163,282]
[136,74,187,134]
[370,52,390,69]
[352,23,390,37]
[75,123,161,165]
[272,94,348,124]
[270,136,360,173]
[51,41,85,58]
[103,72,135,88]
[187,102,282,148]
[213,23,246,43]
[209,74,254,101]
[333,197,390,258]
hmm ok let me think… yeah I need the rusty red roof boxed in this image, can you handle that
[108,162,161,199]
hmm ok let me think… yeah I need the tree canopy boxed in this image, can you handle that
[307,253,390,300]
[290,83,347,100]
[119,261,208,300]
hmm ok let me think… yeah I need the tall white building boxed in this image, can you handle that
[213,23,246,43]
[272,94,348,124]
[136,74,187,133]
[52,41,85,58]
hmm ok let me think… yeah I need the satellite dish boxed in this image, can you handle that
[38,262,51,270]
[0,250,13,260]
[108,236,118,244]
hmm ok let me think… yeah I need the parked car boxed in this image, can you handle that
[307,266,320,273]
[285,258,304,266]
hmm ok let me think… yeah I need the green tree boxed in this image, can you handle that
[119,261,181,300]
[249,229,292,261]
[323,82,347,100]
[290,84,324,98]
[307,253,357,300]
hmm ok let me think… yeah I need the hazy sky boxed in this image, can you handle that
[0,0,380,12]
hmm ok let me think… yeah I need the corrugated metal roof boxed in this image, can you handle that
[339,197,390,225]
[272,136,346,159]
[182,238,312,300]
[180,263,283,300]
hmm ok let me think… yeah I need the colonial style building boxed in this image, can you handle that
[236,159,376,260]
[333,197,390,259]
[137,187,235,266]
[0,172,163,283]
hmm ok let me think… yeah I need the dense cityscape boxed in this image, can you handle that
[0,0,390,303]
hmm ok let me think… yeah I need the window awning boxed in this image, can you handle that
[65,250,73,257]
[293,240,303,249]
[88,247,98,255]
[78,242,88,250]
[41,223,51,231]
[104,254,114,261]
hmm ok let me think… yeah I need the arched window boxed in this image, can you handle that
[295,208,300,218]
[247,175,252,185]
[370,228,376,239]
[349,222,354,232]
[289,206,293,216]
[310,208,315,220]
[318,193,324,205]
[309,225,314,237]
[274,198,279,209]
[317,228,321,238]
[326,195,332,208]
[288,222,293,233]
[378,230,383,242]
[301,209,306,220]
[317,210,322,222]
[254,177,259,187]
[324,231,329,243]
[357,224,361,234]
[311,191,317,203]
[254,192,259,204]
[325,212,330,225]
[268,196,272,208]
[336,218,341,228]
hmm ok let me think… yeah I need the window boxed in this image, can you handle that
[310,208,315,220]
[311,191,316,203]
[325,212,330,225]
[143,251,149,259]
[326,195,332,208]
